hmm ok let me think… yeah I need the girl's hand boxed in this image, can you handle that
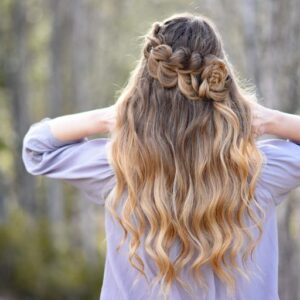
[248,100,276,138]
[100,104,117,133]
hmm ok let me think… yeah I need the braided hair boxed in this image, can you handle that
[144,22,232,102]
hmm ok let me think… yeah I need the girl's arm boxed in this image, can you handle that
[250,101,300,142]
[266,110,300,142]
[48,104,116,141]
[22,105,117,205]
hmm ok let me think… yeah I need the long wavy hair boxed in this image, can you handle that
[106,13,265,299]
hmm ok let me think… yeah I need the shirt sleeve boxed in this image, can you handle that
[22,117,116,205]
[257,138,300,206]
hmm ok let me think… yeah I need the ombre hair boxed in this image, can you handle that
[106,12,265,299]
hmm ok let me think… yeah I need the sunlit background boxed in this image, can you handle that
[0,0,300,299]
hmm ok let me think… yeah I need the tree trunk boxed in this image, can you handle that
[7,1,37,214]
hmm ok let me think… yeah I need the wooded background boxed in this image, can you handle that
[0,0,299,299]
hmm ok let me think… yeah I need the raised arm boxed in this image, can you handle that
[48,104,116,141]
[22,105,117,205]
[267,110,300,143]
[250,101,300,142]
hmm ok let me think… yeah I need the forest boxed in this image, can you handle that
[0,0,300,299]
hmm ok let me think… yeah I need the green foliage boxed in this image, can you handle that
[0,206,105,300]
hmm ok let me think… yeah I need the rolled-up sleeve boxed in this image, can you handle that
[257,138,300,206]
[22,117,116,205]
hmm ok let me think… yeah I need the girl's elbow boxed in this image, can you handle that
[22,146,46,176]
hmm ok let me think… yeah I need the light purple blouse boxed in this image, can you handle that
[22,117,300,300]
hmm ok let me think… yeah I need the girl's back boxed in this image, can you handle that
[22,13,300,300]
[22,119,300,299]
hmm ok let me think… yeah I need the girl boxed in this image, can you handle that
[22,13,300,300]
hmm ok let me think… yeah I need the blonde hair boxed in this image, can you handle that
[106,13,265,299]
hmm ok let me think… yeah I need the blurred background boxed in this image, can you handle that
[0,0,299,299]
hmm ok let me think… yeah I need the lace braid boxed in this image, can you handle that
[143,22,232,102]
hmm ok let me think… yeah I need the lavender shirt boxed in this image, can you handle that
[22,117,300,300]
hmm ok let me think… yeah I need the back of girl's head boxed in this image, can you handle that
[107,12,265,299]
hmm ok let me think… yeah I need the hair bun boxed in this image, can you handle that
[199,55,231,102]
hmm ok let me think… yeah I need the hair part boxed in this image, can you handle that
[106,12,265,299]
